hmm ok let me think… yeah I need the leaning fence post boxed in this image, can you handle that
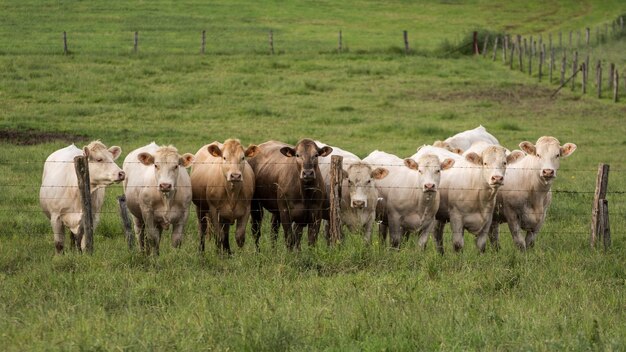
[201,30,206,54]
[329,155,343,245]
[118,195,134,250]
[591,164,609,248]
[74,155,94,254]
[269,30,274,55]
[134,31,138,53]
[613,69,619,103]
[63,31,68,55]
[403,30,409,54]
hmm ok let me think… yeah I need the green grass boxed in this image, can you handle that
[2,1,626,350]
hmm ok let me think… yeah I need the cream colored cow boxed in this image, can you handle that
[490,137,577,250]
[123,143,194,255]
[40,141,124,254]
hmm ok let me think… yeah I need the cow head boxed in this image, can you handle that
[344,162,388,209]
[83,141,125,186]
[280,139,332,182]
[433,140,463,155]
[207,139,260,183]
[520,136,577,185]
[405,154,455,193]
[464,145,524,188]
[138,145,194,195]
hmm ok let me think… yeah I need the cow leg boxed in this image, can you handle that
[209,209,222,253]
[364,220,374,245]
[308,217,321,247]
[68,231,78,251]
[449,214,465,253]
[235,214,248,249]
[417,221,435,251]
[506,219,526,251]
[434,220,445,255]
[271,213,280,246]
[378,221,388,246]
[293,223,305,251]
[525,231,538,249]
[141,207,158,255]
[250,200,263,251]
[279,208,294,250]
[221,223,232,255]
[171,219,184,249]
[475,229,489,254]
[50,216,65,254]
[388,214,402,249]
[196,204,209,252]
[488,220,501,251]
[131,214,145,252]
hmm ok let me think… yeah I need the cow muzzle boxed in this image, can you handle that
[301,169,315,181]
[423,183,437,192]
[159,183,172,193]
[490,175,504,186]
[541,169,556,180]
[351,199,367,209]
[116,171,126,183]
[229,172,243,182]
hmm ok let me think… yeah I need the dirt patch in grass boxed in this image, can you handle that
[0,129,88,146]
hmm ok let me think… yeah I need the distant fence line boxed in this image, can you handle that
[475,16,626,103]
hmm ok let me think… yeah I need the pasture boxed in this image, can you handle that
[2,1,626,350]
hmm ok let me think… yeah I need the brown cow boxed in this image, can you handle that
[248,139,332,250]
[191,139,260,253]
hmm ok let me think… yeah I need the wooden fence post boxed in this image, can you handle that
[559,31,562,48]
[568,31,572,48]
[482,34,489,57]
[518,35,523,71]
[591,164,609,248]
[613,69,619,103]
[596,60,602,98]
[201,30,206,54]
[538,47,543,81]
[509,40,515,69]
[338,30,342,53]
[600,200,611,250]
[582,62,587,94]
[133,31,138,53]
[63,31,68,55]
[473,31,479,55]
[571,51,578,90]
[118,195,134,250]
[492,36,498,61]
[269,30,274,55]
[549,47,554,82]
[560,52,566,85]
[74,156,94,254]
[586,27,590,46]
[503,35,508,63]
[608,63,615,90]
[329,155,343,245]
[403,30,410,54]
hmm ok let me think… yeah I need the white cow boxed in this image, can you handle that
[414,142,524,253]
[318,144,389,243]
[363,150,454,249]
[490,136,577,250]
[40,141,125,254]
[123,143,194,255]
[434,125,499,153]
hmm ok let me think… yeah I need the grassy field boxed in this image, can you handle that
[2,1,626,350]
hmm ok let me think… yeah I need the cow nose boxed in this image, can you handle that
[352,200,366,208]
[542,169,555,178]
[491,175,503,184]
[159,183,172,192]
[118,171,126,181]
[229,173,242,181]
[423,183,436,191]
[302,169,315,179]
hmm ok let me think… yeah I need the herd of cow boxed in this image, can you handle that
[39,126,577,255]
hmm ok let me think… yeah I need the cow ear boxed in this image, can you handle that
[519,141,536,155]
[433,140,445,148]
[108,146,122,160]
[371,167,389,180]
[280,147,297,157]
[318,146,333,157]
[404,158,418,170]
[207,144,222,158]
[179,153,194,168]
[245,145,260,158]
[137,152,155,166]
[507,150,525,165]
[440,158,455,170]
[83,146,90,158]
[560,143,577,158]
[464,152,482,165]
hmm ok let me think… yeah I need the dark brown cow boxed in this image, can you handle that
[249,139,332,250]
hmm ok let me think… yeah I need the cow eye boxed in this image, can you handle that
[223,156,226,160]
[295,153,300,158]
[436,170,440,174]
[241,156,245,161]
[366,180,371,184]
[555,154,560,158]
[154,165,158,169]
[96,158,103,162]
[503,162,507,166]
